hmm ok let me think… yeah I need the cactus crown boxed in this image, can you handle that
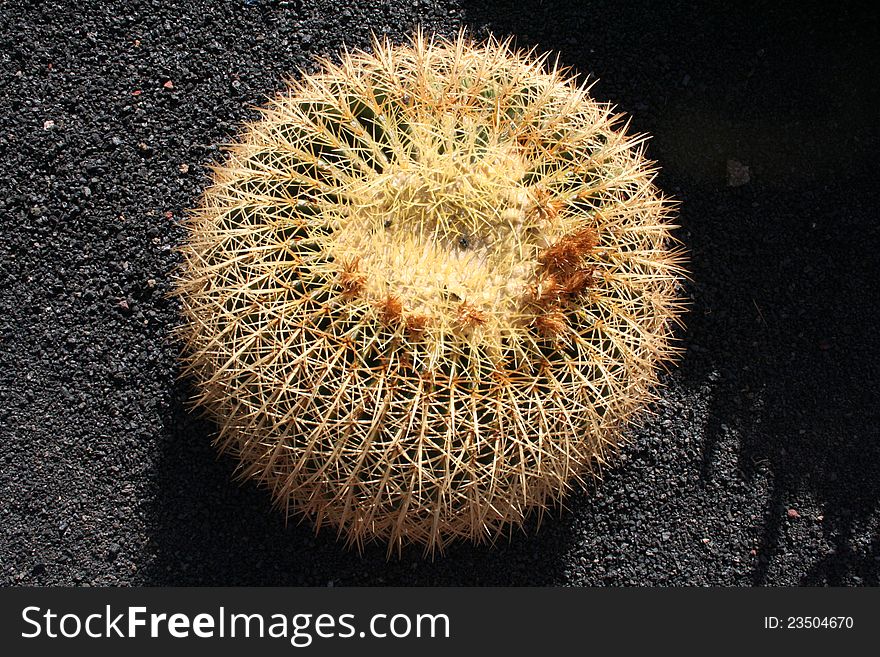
[175,31,687,556]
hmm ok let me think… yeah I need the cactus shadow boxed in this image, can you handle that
[733,315,879,586]
[672,178,879,586]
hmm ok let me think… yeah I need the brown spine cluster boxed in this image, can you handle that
[456,302,488,329]
[378,294,404,324]
[529,187,566,222]
[530,228,598,338]
[337,258,366,298]
[537,227,597,272]
[405,313,429,337]
[534,309,568,338]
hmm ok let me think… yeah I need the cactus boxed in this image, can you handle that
[174,31,687,556]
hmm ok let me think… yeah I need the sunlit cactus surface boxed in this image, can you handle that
[175,31,687,556]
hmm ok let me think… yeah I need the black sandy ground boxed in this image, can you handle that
[1,0,878,585]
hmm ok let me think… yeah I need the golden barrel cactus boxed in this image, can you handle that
[175,32,686,556]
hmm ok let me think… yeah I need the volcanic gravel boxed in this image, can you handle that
[1,0,878,586]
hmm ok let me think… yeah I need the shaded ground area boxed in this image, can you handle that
[1,0,877,585]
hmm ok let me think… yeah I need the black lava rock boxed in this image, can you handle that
[1,0,878,586]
